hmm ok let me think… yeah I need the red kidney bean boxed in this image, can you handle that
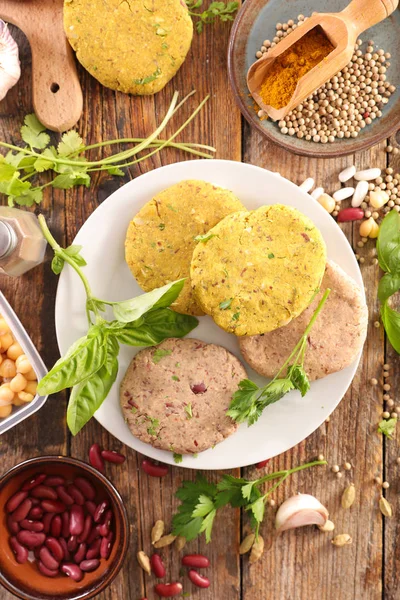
[20,519,44,533]
[61,511,70,537]
[99,509,113,537]
[56,486,74,505]
[94,499,109,523]
[9,536,28,564]
[7,515,20,534]
[77,515,92,543]
[67,484,85,506]
[70,504,85,536]
[21,473,46,492]
[43,476,65,487]
[67,535,78,553]
[141,459,169,478]
[101,450,126,464]
[86,537,101,560]
[154,583,183,597]
[59,537,71,561]
[188,570,210,589]
[12,499,32,522]
[182,554,210,568]
[80,558,100,572]
[256,459,270,469]
[151,554,166,578]
[43,512,55,534]
[61,563,83,582]
[31,485,58,500]
[100,531,113,559]
[86,524,101,545]
[30,498,40,506]
[49,515,61,538]
[38,560,59,578]
[74,542,87,564]
[74,477,96,500]
[45,537,64,562]
[41,499,66,513]
[39,546,60,571]
[337,207,364,222]
[6,491,28,513]
[17,530,46,548]
[89,443,105,473]
[85,500,96,517]
[28,506,43,520]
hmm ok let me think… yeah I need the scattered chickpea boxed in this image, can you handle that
[382,481,390,489]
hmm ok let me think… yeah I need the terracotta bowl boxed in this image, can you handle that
[0,456,129,600]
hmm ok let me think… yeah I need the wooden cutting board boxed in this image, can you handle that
[0,0,83,132]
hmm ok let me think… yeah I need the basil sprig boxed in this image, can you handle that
[377,211,400,353]
[37,216,198,435]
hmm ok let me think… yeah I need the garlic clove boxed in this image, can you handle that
[0,21,21,102]
[275,493,329,532]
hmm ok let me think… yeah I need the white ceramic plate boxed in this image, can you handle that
[56,160,363,470]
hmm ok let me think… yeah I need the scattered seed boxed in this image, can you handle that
[382,481,390,489]
[336,472,343,479]
[318,454,325,461]
[382,411,391,419]
[153,534,176,548]
[391,412,398,419]
[374,476,382,484]
[342,484,356,509]
[269,499,276,507]
[383,364,390,370]
[239,533,256,555]
[370,378,378,385]
[383,384,391,391]
[151,520,164,545]
[374,321,380,328]
[379,496,392,517]
[343,462,352,471]
[318,520,335,532]
[396,457,400,465]
[249,535,264,563]
[137,550,151,574]
[332,534,352,547]
[175,536,187,551]
[332,465,340,473]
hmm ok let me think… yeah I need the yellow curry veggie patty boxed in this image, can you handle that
[125,180,245,315]
[190,204,327,336]
[64,0,193,95]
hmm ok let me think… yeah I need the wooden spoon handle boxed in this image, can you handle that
[341,0,399,35]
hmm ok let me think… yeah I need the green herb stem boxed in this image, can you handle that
[256,459,327,487]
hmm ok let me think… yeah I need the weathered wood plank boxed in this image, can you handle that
[241,125,385,600]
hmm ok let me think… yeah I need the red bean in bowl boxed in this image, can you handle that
[74,477,96,500]
[6,491,28,513]
[21,473,46,491]
[80,558,100,572]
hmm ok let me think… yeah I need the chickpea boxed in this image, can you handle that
[12,396,25,407]
[0,359,17,379]
[0,333,14,352]
[0,318,10,335]
[15,355,32,374]
[24,368,37,382]
[0,404,12,418]
[17,391,34,403]
[0,384,15,405]
[10,373,27,393]
[7,342,24,361]
[24,381,38,396]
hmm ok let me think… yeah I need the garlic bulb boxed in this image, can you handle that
[275,493,329,532]
[0,21,21,102]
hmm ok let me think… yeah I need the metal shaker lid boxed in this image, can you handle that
[0,220,17,258]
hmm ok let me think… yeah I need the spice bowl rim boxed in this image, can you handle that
[0,455,130,600]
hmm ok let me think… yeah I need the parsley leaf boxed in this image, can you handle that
[186,1,239,33]
[185,403,193,419]
[152,348,172,363]
[219,298,232,310]
[133,67,162,85]
[268,252,275,258]
[194,232,218,243]
[173,452,183,464]
[378,418,397,439]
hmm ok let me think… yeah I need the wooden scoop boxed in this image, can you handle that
[0,0,83,132]
[247,0,399,121]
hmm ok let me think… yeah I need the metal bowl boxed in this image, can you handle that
[228,0,400,157]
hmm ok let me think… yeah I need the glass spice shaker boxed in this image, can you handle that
[0,207,46,276]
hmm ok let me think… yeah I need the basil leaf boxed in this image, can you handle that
[67,357,119,435]
[381,301,400,354]
[112,279,185,323]
[115,309,197,346]
[378,273,400,303]
[377,210,400,274]
[38,328,107,394]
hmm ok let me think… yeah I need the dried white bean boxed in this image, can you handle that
[299,178,314,193]
[339,165,356,183]
[311,187,324,200]
[333,187,355,201]
[351,180,369,207]
[354,168,381,181]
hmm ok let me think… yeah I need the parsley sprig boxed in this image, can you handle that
[0,92,214,207]
[186,1,239,33]
[227,289,330,426]
[172,460,326,541]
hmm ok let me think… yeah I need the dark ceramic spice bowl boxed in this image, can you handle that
[0,456,129,600]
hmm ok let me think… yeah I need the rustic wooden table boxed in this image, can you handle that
[1,8,399,600]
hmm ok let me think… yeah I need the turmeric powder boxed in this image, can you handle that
[260,26,334,109]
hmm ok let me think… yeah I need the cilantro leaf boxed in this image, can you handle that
[52,172,90,189]
[378,418,397,439]
[57,131,84,156]
[106,166,125,176]
[173,452,183,464]
[186,0,239,33]
[21,114,50,149]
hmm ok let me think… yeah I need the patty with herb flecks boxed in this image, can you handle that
[120,338,247,455]
[190,204,327,336]
[64,0,193,95]
[125,180,244,315]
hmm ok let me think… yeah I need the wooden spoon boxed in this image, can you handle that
[247,0,399,121]
[0,0,83,132]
